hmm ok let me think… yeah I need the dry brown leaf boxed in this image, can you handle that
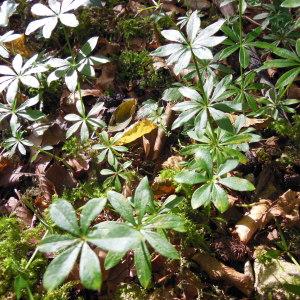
[270,189,300,225]
[45,163,77,195]
[229,114,269,130]
[4,34,32,57]
[67,156,90,173]
[35,159,56,204]
[96,63,117,91]
[162,155,185,170]
[60,89,103,113]
[5,197,33,227]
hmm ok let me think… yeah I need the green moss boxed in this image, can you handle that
[118,50,170,89]
[114,283,147,300]
[0,217,46,298]
[76,7,110,42]
[62,136,90,158]
[270,115,300,145]
[41,281,79,300]
[117,17,153,42]
[60,181,106,204]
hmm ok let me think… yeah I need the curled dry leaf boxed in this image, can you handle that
[234,190,300,245]
[35,159,56,204]
[108,98,137,132]
[269,189,300,226]
[162,155,185,170]
[193,252,254,296]
[4,34,32,57]
[60,89,103,114]
[45,163,77,195]
[5,196,33,227]
[233,200,272,244]
[229,114,269,130]
[96,62,117,91]
[67,155,90,173]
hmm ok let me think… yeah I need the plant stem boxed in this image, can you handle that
[25,229,49,270]
[32,145,72,170]
[191,51,207,102]
[238,0,244,84]
[62,26,74,60]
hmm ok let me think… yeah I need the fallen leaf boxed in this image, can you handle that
[229,114,269,130]
[5,197,33,227]
[96,62,117,91]
[4,34,32,57]
[270,189,300,226]
[67,155,90,173]
[45,163,77,195]
[108,98,137,132]
[115,119,157,145]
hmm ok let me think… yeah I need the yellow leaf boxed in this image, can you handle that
[108,98,137,132]
[4,34,32,58]
[116,119,157,145]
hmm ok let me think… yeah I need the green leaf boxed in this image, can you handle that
[275,67,300,88]
[194,148,213,176]
[212,184,229,213]
[79,242,102,290]
[134,177,153,222]
[14,276,33,300]
[161,195,184,211]
[262,59,298,69]
[175,170,206,185]
[297,39,300,57]
[239,47,250,69]
[50,200,80,236]
[43,243,82,291]
[172,109,198,129]
[80,198,107,233]
[134,242,152,288]
[38,235,78,253]
[218,45,239,60]
[191,183,212,209]
[142,230,179,259]
[272,47,299,61]
[145,214,186,232]
[107,191,135,224]
[218,159,239,176]
[281,0,300,8]
[283,283,300,295]
[219,176,255,191]
[88,221,141,252]
[104,251,126,270]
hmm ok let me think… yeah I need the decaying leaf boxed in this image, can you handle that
[253,248,300,296]
[45,163,77,195]
[162,155,185,170]
[4,34,32,57]
[115,119,157,145]
[96,62,117,91]
[229,114,269,130]
[67,155,90,173]
[108,98,137,132]
[5,196,33,227]
[270,190,300,226]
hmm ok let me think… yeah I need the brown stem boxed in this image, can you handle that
[152,103,174,160]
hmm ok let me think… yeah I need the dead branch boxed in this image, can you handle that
[193,253,254,296]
